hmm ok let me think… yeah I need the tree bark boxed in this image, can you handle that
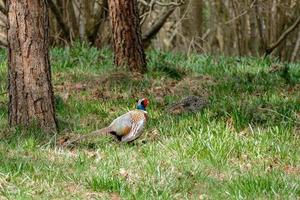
[108,0,146,73]
[7,0,57,132]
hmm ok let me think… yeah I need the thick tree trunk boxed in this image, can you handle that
[7,0,57,132]
[108,0,146,73]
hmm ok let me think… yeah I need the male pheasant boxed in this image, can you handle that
[103,98,149,142]
[63,98,149,146]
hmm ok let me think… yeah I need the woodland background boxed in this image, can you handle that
[0,0,299,61]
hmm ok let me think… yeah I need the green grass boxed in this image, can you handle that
[0,43,299,199]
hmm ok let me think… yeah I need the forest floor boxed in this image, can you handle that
[0,44,300,199]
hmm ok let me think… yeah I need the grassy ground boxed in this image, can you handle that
[0,43,300,199]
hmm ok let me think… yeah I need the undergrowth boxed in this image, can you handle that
[0,43,299,199]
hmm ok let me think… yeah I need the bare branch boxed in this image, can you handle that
[224,0,257,25]
[138,0,149,6]
[156,0,184,7]
[142,6,177,48]
[264,16,300,57]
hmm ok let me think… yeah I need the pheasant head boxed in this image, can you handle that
[136,98,149,111]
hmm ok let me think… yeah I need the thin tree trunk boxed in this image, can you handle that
[48,0,70,41]
[66,0,78,42]
[248,1,257,56]
[108,0,146,73]
[7,0,57,132]
[87,0,108,45]
[180,0,203,53]
[291,29,300,62]
[255,0,266,54]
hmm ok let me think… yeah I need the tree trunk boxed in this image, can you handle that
[180,0,203,53]
[7,0,57,132]
[290,28,300,62]
[108,0,146,73]
[248,0,257,56]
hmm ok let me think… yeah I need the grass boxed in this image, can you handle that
[0,43,300,199]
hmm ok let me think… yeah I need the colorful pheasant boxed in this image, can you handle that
[104,98,149,142]
[62,98,149,146]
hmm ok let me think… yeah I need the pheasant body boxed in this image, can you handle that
[107,109,148,142]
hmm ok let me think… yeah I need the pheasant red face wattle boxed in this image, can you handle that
[142,98,149,107]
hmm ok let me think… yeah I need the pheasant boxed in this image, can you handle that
[167,95,208,115]
[62,98,149,146]
[103,98,149,142]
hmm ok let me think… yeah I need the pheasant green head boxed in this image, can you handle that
[136,98,149,111]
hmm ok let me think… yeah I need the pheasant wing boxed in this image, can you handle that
[121,119,145,142]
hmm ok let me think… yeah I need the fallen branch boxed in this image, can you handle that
[142,6,177,48]
[264,16,300,57]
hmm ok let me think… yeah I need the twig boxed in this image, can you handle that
[156,0,184,7]
[224,0,257,25]
[137,0,149,6]
[202,0,257,43]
